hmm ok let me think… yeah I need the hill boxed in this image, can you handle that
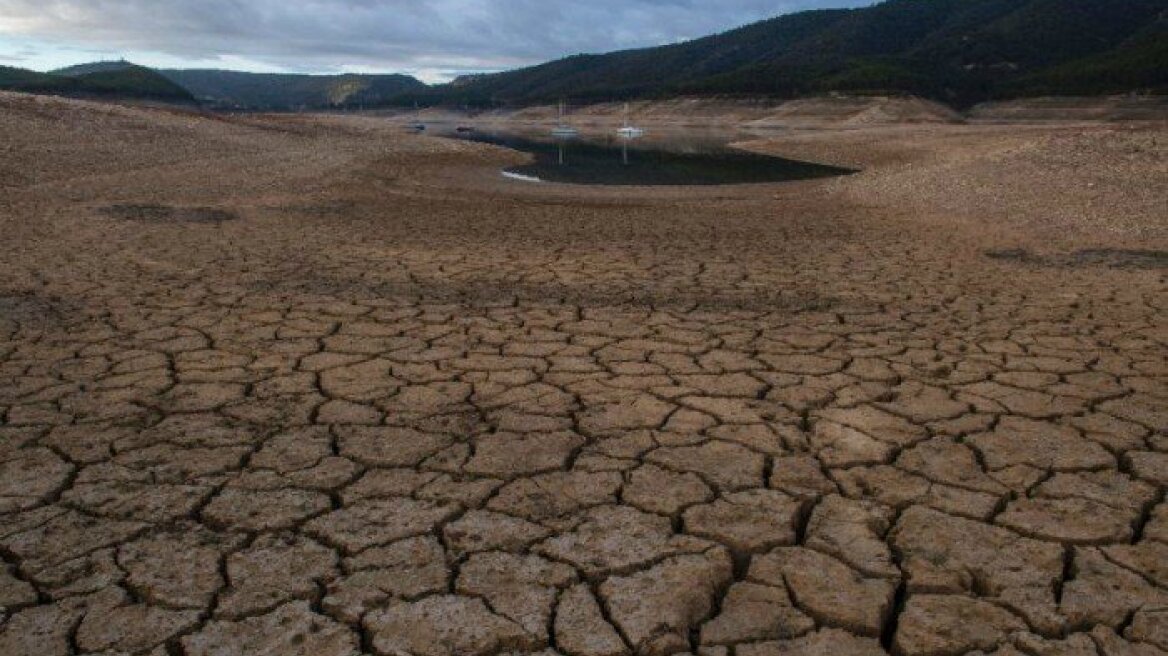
[408,0,1168,107]
[0,62,196,103]
[52,60,139,76]
[158,70,426,110]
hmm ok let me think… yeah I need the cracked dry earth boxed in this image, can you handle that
[1,92,1166,656]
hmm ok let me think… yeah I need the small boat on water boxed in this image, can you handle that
[616,103,644,138]
[455,126,475,133]
[551,100,579,138]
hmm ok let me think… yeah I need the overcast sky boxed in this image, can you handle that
[0,0,868,82]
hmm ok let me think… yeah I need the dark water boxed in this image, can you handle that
[444,129,854,186]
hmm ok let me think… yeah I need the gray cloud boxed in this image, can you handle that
[0,0,865,78]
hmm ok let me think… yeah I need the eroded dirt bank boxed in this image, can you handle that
[0,91,1166,656]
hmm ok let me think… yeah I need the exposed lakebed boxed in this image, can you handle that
[439,127,854,186]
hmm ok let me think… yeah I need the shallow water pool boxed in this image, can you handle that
[441,128,854,186]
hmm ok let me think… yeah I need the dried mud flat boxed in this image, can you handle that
[0,90,1166,656]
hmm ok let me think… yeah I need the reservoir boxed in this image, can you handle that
[441,128,855,186]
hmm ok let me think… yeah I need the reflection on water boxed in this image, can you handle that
[438,127,854,186]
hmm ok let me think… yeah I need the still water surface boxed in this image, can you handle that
[437,127,854,186]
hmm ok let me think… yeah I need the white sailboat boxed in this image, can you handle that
[551,100,579,138]
[616,103,645,138]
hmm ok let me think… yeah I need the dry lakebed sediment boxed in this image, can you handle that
[0,91,1165,656]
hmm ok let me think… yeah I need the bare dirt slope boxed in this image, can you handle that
[0,91,1166,656]
[409,95,966,128]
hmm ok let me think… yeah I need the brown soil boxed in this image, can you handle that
[0,89,1165,656]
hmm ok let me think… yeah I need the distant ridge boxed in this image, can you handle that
[158,70,426,110]
[0,62,195,103]
[6,0,1164,111]
[52,60,139,76]
[406,0,1168,108]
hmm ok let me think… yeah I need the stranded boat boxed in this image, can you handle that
[551,100,579,138]
[616,103,644,138]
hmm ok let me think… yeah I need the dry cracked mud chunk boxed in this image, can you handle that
[304,497,460,554]
[768,455,838,500]
[1060,547,1168,630]
[464,431,586,477]
[443,509,552,556]
[833,465,1002,521]
[339,468,439,503]
[323,536,448,623]
[818,405,927,448]
[0,565,37,608]
[63,479,213,522]
[749,547,898,636]
[1090,625,1168,656]
[878,383,968,423]
[554,583,628,656]
[0,588,124,656]
[319,358,401,402]
[676,372,768,397]
[895,437,1007,495]
[336,426,455,467]
[0,447,73,512]
[202,486,331,531]
[996,497,1136,544]
[1034,470,1158,514]
[1008,632,1100,656]
[183,601,358,656]
[536,504,713,577]
[804,495,899,578]
[316,398,383,424]
[893,594,1027,656]
[623,463,714,516]
[126,413,258,450]
[118,525,240,609]
[159,382,246,413]
[456,552,577,642]
[810,420,895,467]
[1070,412,1150,454]
[0,508,147,572]
[216,533,339,619]
[364,595,536,656]
[26,547,125,599]
[250,425,333,472]
[600,550,732,655]
[967,417,1115,472]
[40,424,131,464]
[892,506,1063,627]
[114,443,251,482]
[0,603,79,656]
[418,473,503,506]
[736,628,886,656]
[683,489,807,555]
[701,581,814,645]
[959,382,1084,418]
[646,441,765,491]
[1144,504,1168,544]
[1128,608,1168,651]
[488,471,622,521]
[578,396,676,435]
[1098,395,1168,433]
[76,603,202,653]
[1102,541,1168,588]
[759,353,845,376]
[678,396,776,425]
[1126,451,1168,487]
